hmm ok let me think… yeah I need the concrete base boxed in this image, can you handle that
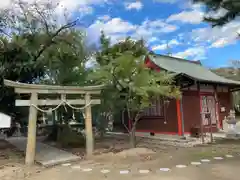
[106,132,208,147]
[6,137,81,167]
[225,132,240,139]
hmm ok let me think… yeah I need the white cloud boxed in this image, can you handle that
[97,15,111,21]
[132,19,178,42]
[88,18,136,34]
[205,8,228,20]
[55,0,109,16]
[161,25,178,33]
[87,17,137,44]
[167,10,204,24]
[78,5,94,15]
[192,21,240,48]
[124,1,143,11]
[1,0,109,16]
[134,26,152,39]
[179,1,203,10]
[0,0,11,9]
[169,39,180,45]
[173,2,240,49]
[149,37,159,43]
[210,38,232,48]
[152,44,167,51]
[167,1,204,24]
[141,19,178,33]
[173,46,206,60]
[151,39,180,51]
[88,17,178,45]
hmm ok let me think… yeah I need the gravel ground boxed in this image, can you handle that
[1,137,240,180]
[0,140,42,180]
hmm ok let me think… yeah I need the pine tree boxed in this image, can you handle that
[193,0,240,27]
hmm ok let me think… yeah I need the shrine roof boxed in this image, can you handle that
[148,54,240,86]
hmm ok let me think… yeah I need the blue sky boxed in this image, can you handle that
[73,0,240,68]
[4,0,239,68]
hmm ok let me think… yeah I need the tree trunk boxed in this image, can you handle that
[129,129,136,148]
[128,112,141,148]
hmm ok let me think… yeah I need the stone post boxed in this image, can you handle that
[226,109,238,138]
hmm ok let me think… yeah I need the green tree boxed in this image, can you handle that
[192,0,240,27]
[40,30,92,86]
[90,34,180,147]
[0,0,82,117]
[39,29,93,141]
[0,0,80,83]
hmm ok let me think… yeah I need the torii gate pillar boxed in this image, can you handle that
[25,92,38,165]
[85,93,93,157]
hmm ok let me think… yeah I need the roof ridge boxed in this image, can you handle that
[152,54,202,65]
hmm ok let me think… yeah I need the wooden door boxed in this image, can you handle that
[200,95,217,126]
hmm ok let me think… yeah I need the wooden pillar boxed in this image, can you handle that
[25,92,38,165]
[180,98,185,137]
[214,86,220,129]
[229,87,234,109]
[176,99,182,136]
[85,93,93,157]
[198,83,204,143]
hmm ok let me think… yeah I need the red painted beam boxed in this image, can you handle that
[144,56,160,72]
[176,99,182,136]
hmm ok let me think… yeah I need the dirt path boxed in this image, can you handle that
[25,154,240,180]
[1,138,240,180]
[155,158,240,180]
[0,140,42,180]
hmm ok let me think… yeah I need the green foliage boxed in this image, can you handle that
[90,33,180,147]
[0,34,46,116]
[91,52,180,114]
[0,1,83,85]
[96,32,147,66]
[0,34,45,82]
[0,1,91,120]
[40,30,92,86]
[193,0,240,26]
[90,33,180,123]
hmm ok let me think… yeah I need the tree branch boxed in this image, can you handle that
[32,19,78,62]
[18,0,35,34]
[121,109,130,133]
[132,111,142,132]
[34,4,50,35]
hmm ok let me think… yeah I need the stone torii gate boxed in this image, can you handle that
[4,79,103,165]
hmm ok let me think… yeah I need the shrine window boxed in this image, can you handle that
[141,97,165,117]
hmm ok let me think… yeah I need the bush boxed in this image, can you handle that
[46,125,59,141]
[57,125,85,148]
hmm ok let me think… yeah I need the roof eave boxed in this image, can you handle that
[173,73,240,87]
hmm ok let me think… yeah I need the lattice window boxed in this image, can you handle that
[142,97,164,116]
